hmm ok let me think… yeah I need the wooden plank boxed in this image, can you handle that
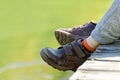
[70,69,120,80]
[79,60,120,71]
[70,60,120,80]
[69,40,120,80]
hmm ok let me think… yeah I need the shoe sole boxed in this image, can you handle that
[40,48,75,71]
[55,29,87,45]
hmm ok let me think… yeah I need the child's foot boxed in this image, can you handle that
[55,21,96,45]
[40,39,92,71]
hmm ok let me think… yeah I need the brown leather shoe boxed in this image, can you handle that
[40,39,92,71]
[55,21,96,45]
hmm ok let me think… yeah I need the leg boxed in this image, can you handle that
[86,0,120,49]
[90,0,120,45]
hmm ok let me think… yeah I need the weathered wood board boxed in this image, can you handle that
[70,40,120,80]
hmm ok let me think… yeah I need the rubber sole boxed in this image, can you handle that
[55,29,82,45]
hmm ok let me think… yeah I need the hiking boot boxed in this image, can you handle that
[55,21,96,45]
[40,39,92,71]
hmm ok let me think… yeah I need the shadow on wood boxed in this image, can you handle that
[70,40,120,80]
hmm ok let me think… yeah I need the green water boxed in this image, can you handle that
[0,0,113,80]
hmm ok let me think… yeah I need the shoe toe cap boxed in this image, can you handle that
[40,47,59,63]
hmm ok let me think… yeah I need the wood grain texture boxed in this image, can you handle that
[70,40,120,80]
